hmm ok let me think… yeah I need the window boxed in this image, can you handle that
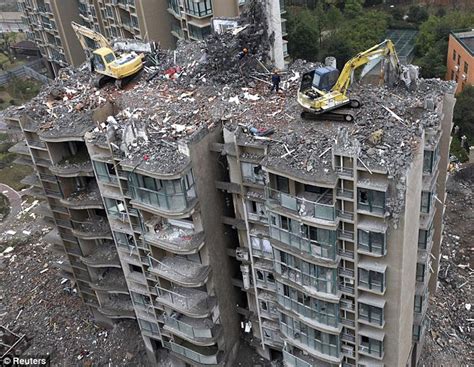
[276,175,289,193]
[418,229,428,250]
[241,162,265,184]
[105,198,126,217]
[420,191,432,213]
[413,324,421,341]
[168,0,180,14]
[278,283,339,327]
[358,303,384,326]
[416,263,425,282]
[423,150,435,173]
[279,313,340,358]
[188,24,211,40]
[358,189,385,215]
[184,0,212,17]
[457,54,461,65]
[360,336,383,358]
[250,235,272,257]
[414,295,423,313]
[464,61,469,74]
[358,230,386,255]
[129,264,142,273]
[114,231,135,249]
[453,49,456,61]
[138,319,159,335]
[274,249,337,295]
[358,268,385,293]
[131,292,151,306]
[128,171,196,211]
[93,161,117,183]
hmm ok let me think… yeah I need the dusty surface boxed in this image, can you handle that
[0,198,147,366]
[419,164,474,366]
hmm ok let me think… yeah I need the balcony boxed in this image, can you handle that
[163,314,220,346]
[155,286,216,318]
[269,226,337,263]
[283,346,322,367]
[49,156,93,177]
[337,248,354,259]
[60,184,103,209]
[149,256,210,287]
[80,241,121,268]
[143,222,205,255]
[90,269,129,294]
[8,141,29,155]
[163,340,222,366]
[98,295,135,319]
[71,218,112,239]
[266,187,336,224]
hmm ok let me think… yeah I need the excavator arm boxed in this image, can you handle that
[71,21,111,57]
[332,39,401,96]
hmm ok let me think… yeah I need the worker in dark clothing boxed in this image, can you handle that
[270,69,281,93]
[238,48,249,60]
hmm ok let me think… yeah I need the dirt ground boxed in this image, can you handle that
[419,164,474,366]
[0,198,148,366]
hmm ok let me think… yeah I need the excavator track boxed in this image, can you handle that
[301,108,356,122]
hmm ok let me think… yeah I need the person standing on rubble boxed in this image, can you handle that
[238,48,249,60]
[270,69,281,93]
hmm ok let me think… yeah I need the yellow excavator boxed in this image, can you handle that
[298,39,415,122]
[71,21,148,88]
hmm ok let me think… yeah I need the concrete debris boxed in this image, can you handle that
[419,164,474,366]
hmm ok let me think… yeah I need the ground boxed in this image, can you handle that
[419,164,474,366]
[0,193,148,366]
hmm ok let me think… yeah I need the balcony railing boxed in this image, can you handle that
[277,293,339,329]
[266,187,336,222]
[338,283,355,295]
[283,347,314,367]
[155,286,215,317]
[164,315,219,342]
[334,166,353,177]
[337,248,354,259]
[148,256,210,287]
[129,185,196,215]
[163,341,220,365]
[143,225,205,255]
[269,226,337,261]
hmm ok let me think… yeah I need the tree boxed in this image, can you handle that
[453,86,474,146]
[287,9,320,61]
[343,0,364,19]
[407,6,429,24]
[414,12,474,78]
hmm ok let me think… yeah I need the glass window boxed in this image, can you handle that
[414,295,423,313]
[276,175,289,193]
[358,229,386,255]
[358,303,384,326]
[360,336,383,357]
[464,61,469,74]
[185,0,212,16]
[423,150,434,173]
[420,191,432,213]
[358,189,385,214]
[358,268,385,293]
[453,49,456,61]
[416,263,425,282]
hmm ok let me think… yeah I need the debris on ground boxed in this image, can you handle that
[419,164,474,366]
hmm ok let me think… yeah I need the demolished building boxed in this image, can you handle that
[3,2,456,365]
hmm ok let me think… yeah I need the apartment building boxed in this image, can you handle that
[446,30,474,94]
[17,0,86,75]
[18,0,288,75]
[219,84,455,367]
[4,15,455,365]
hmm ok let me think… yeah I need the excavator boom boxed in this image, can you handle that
[298,39,413,122]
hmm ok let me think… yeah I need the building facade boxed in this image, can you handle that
[18,0,288,74]
[446,30,474,94]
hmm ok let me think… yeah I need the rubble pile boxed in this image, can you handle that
[420,164,474,365]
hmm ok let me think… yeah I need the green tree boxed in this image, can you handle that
[414,12,474,78]
[344,0,364,18]
[287,8,320,61]
[454,86,474,145]
[407,6,429,24]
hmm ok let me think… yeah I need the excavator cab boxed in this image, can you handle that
[300,66,340,96]
[92,47,116,73]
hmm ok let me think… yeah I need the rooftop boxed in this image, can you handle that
[453,29,474,56]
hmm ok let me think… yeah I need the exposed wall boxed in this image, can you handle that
[430,93,456,293]
[138,0,175,49]
[189,126,242,365]
[51,0,85,67]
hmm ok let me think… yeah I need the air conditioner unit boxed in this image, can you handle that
[462,74,467,81]
[236,247,249,261]
[454,65,459,71]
